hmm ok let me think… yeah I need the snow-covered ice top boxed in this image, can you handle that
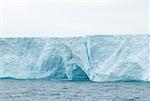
[0,35,149,82]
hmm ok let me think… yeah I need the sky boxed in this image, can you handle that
[0,0,149,37]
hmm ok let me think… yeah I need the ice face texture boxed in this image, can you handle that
[86,35,150,82]
[0,35,149,82]
[0,37,90,80]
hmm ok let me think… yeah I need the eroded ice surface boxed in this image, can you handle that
[87,35,150,82]
[0,35,149,82]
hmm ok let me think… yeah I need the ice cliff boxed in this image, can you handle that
[0,35,149,82]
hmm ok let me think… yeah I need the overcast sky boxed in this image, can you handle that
[0,0,149,37]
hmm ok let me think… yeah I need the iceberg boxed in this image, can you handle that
[86,35,150,82]
[0,35,149,82]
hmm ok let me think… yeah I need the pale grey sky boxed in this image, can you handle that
[0,0,149,37]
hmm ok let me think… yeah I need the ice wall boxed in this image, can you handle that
[87,35,149,82]
[0,35,149,82]
[0,37,90,80]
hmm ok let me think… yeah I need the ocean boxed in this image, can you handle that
[0,80,149,101]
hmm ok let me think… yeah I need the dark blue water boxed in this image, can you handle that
[0,80,149,101]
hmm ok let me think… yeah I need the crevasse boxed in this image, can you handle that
[0,35,149,82]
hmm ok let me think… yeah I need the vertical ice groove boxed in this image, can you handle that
[144,35,150,81]
[142,35,150,81]
[37,39,60,73]
[83,36,92,70]
[149,35,150,80]
[34,39,49,71]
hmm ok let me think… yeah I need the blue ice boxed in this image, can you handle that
[0,35,149,82]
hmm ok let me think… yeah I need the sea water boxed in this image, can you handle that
[0,80,149,101]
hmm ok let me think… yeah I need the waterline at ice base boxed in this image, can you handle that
[0,35,149,82]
